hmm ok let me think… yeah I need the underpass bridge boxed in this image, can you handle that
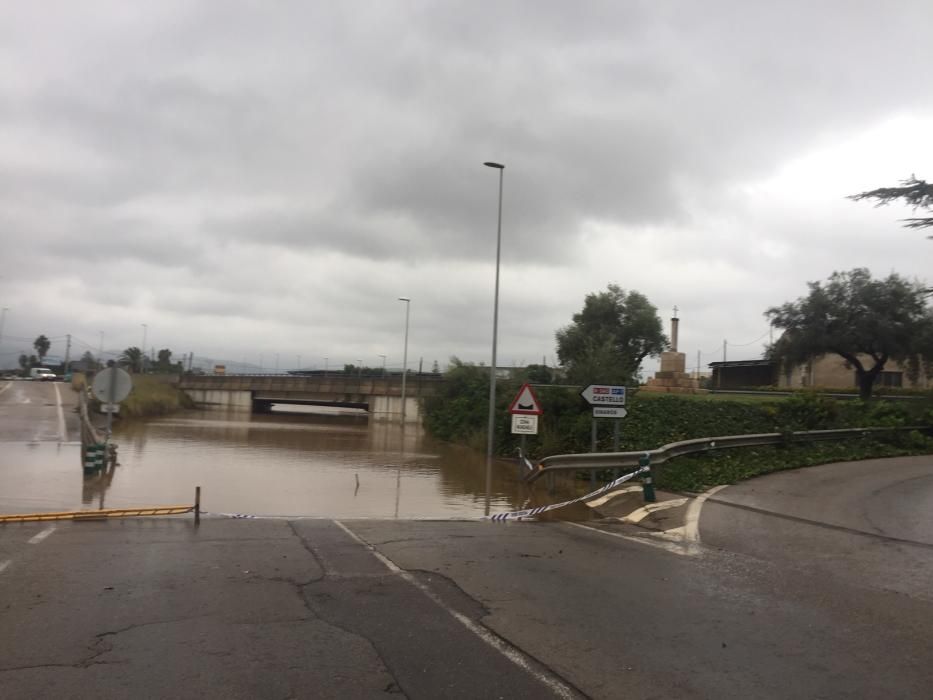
[178,373,444,422]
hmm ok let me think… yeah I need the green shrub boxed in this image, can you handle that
[423,370,933,462]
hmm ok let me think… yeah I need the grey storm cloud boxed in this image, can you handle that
[1,1,932,368]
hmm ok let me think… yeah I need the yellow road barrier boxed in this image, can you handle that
[0,505,194,524]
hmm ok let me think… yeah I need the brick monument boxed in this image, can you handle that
[643,308,705,394]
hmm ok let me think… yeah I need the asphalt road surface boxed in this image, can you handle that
[1,502,932,699]
[0,379,79,443]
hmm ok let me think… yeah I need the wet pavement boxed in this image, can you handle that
[3,514,933,699]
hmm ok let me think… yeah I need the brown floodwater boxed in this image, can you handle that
[0,406,592,519]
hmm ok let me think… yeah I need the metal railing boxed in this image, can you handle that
[524,426,927,484]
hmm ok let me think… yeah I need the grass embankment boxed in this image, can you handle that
[422,363,933,489]
[73,372,194,418]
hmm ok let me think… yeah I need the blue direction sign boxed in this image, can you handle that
[580,384,626,407]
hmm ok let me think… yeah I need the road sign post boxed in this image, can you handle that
[508,384,543,416]
[581,385,628,469]
[509,384,543,471]
[91,366,133,439]
[580,384,626,407]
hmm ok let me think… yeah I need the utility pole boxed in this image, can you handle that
[64,334,71,375]
[696,350,701,380]
[98,331,104,367]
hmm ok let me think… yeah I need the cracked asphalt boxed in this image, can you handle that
[2,504,933,699]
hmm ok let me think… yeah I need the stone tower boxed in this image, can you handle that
[643,308,704,394]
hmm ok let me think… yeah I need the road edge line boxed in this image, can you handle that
[683,485,730,544]
[332,519,581,700]
[562,520,695,556]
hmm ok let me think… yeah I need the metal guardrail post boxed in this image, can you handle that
[639,453,656,503]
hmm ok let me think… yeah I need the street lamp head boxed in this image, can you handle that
[398,296,410,302]
[483,161,505,169]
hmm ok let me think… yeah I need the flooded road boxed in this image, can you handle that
[0,396,589,518]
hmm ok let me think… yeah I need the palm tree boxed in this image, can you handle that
[33,335,50,364]
[120,346,143,372]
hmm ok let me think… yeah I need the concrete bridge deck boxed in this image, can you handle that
[178,373,444,421]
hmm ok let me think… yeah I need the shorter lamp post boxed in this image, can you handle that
[398,297,411,422]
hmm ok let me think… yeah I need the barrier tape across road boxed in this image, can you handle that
[486,467,649,522]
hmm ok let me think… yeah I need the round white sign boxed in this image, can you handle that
[91,367,134,404]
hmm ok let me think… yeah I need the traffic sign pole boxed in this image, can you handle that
[106,365,116,439]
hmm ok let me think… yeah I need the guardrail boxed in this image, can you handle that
[524,426,927,484]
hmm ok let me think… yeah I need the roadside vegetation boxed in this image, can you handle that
[74,372,194,419]
[425,269,933,490]
[423,366,933,491]
[424,363,932,456]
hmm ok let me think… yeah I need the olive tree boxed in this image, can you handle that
[766,269,933,399]
[556,285,667,385]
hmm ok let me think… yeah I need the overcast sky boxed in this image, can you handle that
[1,1,931,374]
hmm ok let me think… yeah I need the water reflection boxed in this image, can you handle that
[1,405,593,518]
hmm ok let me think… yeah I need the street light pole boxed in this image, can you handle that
[379,354,387,378]
[398,297,411,423]
[0,308,8,360]
[140,323,148,374]
[483,161,505,516]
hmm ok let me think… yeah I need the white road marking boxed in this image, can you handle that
[28,526,56,544]
[0,560,10,574]
[563,520,697,556]
[0,381,11,397]
[683,484,730,544]
[333,520,578,700]
[585,485,642,508]
[623,498,689,524]
[53,383,66,442]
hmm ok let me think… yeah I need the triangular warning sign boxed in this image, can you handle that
[508,383,543,415]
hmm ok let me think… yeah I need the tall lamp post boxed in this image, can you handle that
[0,307,8,360]
[483,161,505,515]
[398,297,411,422]
[379,354,387,378]
[140,323,148,374]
